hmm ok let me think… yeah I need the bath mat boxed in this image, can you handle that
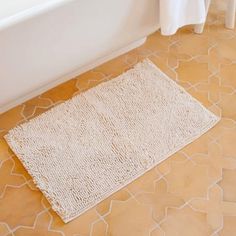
[5,59,220,223]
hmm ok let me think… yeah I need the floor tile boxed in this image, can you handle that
[104,198,156,236]
[219,216,236,236]
[219,169,236,202]
[0,185,44,229]
[160,205,213,236]
[165,160,212,201]
[136,179,184,222]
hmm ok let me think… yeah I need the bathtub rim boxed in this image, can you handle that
[0,0,73,32]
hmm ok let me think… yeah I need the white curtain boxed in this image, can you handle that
[160,0,206,35]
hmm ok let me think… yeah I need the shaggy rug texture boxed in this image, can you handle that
[5,59,220,222]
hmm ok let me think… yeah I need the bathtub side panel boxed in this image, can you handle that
[0,0,159,111]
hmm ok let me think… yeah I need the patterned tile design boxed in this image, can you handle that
[0,1,236,235]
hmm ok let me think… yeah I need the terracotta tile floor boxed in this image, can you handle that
[0,2,236,236]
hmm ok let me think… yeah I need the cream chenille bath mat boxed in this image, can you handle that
[5,59,220,223]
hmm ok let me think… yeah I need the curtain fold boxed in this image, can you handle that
[159,0,206,35]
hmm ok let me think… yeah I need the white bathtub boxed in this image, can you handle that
[0,0,159,113]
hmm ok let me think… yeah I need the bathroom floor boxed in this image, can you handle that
[0,2,236,236]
